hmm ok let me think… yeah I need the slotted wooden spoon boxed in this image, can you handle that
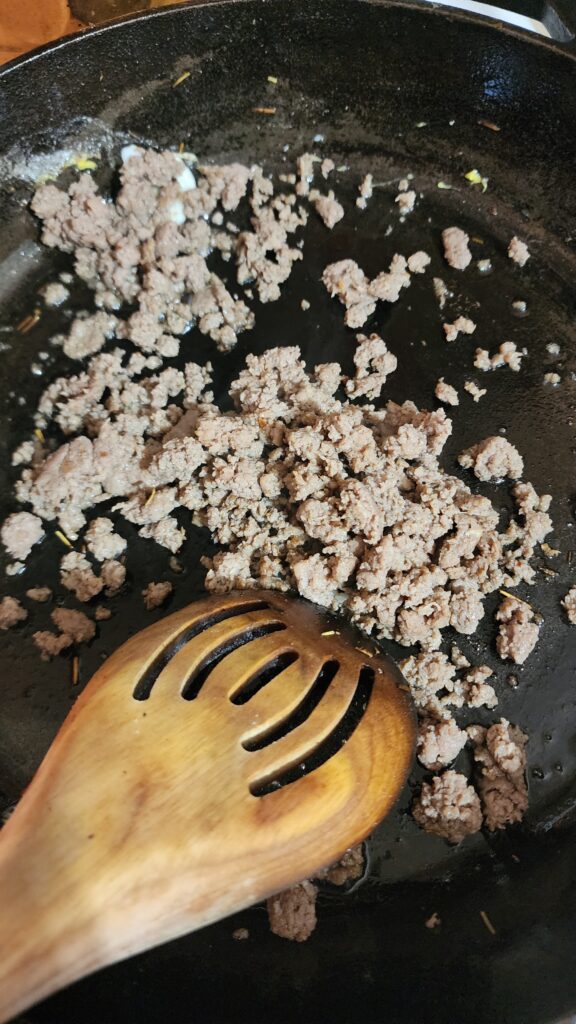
[0,590,414,1022]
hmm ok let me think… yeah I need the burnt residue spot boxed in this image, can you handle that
[132,600,270,700]
[242,659,340,751]
[250,664,375,796]
[181,622,287,700]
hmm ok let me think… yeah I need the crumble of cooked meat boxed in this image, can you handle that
[442,227,472,270]
[51,607,96,643]
[33,607,95,660]
[267,880,317,942]
[468,719,528,830]
[310,190,344,229]
[407,251,431,274]
[57,311,118,360]
[508,236,530,267]
[562,585,576,624]
[435,378,459,406]
[417,717,468,769]
[496,596,540,664]
[356,173,373,209]
[412,770,482,843]
[315,845,364,885]
[42,281,69,307]
[322,255,411,328]
[459,436,524,481]
[26,586,52,603]
[443,316,476,343]
[474,341,523,372]
[300,299,310,311]
[463,381,487,403]
[101,559,126,596]
[94,604,112,620]
[345,333,397,400]
[450,644,470,669]
[321,158,335,179]
[232,928,250,941]
[60,551,104,602]
[543,372,561,385]
[84,517,127,562]
[0,596,27,630]
[395,190,416,215]
[433,277,450,309]
[1,511,44,562]
[295,152,317,196]
[142,580,173,609]
[462,665,498,708]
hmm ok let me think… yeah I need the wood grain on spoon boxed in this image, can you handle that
[0,590,414,1023]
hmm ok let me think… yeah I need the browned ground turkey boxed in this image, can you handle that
[142,581,173,610]
[495,596,540,665]
[435,378,459,406]
[0,596,27,630]
[474,342,523,372]
[562,585,576,624]
[443,316,476,343]
[0,511,44,562]
[508,236,530,266]
[267,881,318,942]
[412,770,482,843]
[468,719,528,830]
[0,146,555,891]
[442,227,472,270]
[26,586,52,602]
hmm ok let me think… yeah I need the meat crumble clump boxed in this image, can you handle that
[468,719,528,830]
[412,770,482,843]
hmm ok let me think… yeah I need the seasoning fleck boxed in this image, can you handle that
[478,119,501,132]
[17,310,41,334]
[253,106,277,115]
[34,428,45,444]
[55,530,73,549]
[425,912,441,929]
[267,75,278,84]
[173,71,191,88]
[480,910,497,936]
[72,656,80,686]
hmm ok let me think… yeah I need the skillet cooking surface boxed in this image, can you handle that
[1,1,576,1021]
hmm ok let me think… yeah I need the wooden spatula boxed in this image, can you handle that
[0,589,415,1022]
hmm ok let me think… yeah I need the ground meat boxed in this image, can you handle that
[463,381,487,403]
[459,436,524,481]
[562,585,576,624]
[310,190,344,229]
[433,277,450,309]
[435,378,459,406]
[33,606,95,660]
[51,607,95,643]
[407,251,430,274]
[395,190,416,215]
[468,719,528,830]
[417,717,468,769]
[0,596,27,629]
[142,580,173,609]
[267,881,317,942]
[508,236,530,267]
[26,586,52,603]
[322,255,410,328]
[412,770,482,843]
[462,666,498,708]
[42,281,69,307]
[474,341,523,372]
[95,605,112,620]
[84,518,127,561]
[443,316,476,343]
[1,511,44,562]
[315,845,364,885]
[346,333,397,400]
[59,311,117,360]
[356,173,373,209]
[101,560,126,596]
[442,227,472,270]
[543,372,561,385]
[60,551,103,602]
[496,596,540,664]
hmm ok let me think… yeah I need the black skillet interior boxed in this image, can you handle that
[1,1,576,1021]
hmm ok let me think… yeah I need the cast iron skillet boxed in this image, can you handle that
[1,1,576,1021]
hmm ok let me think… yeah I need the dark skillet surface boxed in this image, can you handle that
[0,1,576,1021]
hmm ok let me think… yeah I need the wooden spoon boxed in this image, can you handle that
[0,589,414,1022]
